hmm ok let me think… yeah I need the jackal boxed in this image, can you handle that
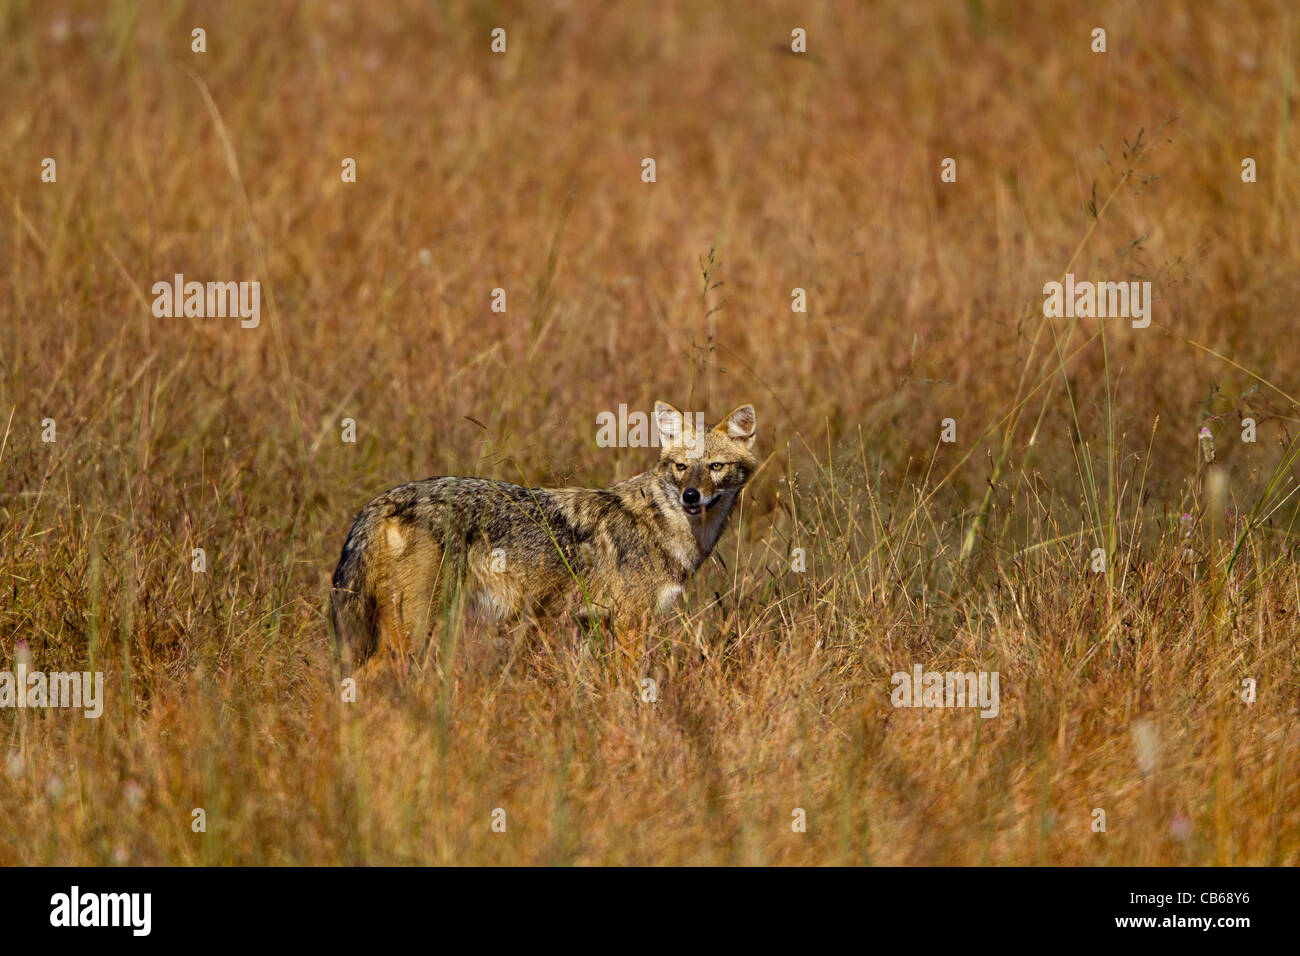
[330,401,758,667]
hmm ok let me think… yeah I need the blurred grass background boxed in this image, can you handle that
[0,0,1297,863]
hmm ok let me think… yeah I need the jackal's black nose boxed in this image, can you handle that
[682,487,701,505]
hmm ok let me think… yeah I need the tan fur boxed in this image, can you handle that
[329,401,758,669]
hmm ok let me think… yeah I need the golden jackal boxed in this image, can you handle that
[330,401,758,667]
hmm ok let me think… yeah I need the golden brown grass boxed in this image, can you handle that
[1,0,1297,864]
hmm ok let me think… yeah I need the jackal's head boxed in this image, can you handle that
[654,401,758,516]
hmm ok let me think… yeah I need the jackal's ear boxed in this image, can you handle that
[716,404,756,448]
[654,400,685,449]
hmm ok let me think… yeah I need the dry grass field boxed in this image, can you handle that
[1,0,1298,865]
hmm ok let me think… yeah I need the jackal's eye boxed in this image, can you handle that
[673,462,688,473]
[708,462,725,472]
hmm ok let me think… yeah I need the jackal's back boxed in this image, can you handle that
[329,474,688,666]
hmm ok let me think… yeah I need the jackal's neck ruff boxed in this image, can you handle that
[617,471,742,574]
[651,475,741,563]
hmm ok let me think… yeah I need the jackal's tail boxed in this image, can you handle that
[330,516,381,670]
